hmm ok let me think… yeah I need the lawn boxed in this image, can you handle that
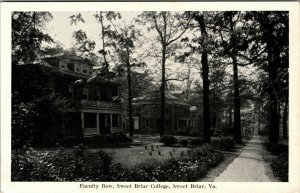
[88,134,191,167]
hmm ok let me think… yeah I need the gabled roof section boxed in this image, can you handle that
[42,53,94,66]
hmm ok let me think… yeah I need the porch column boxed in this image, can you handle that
[172,104,175,132]
[120,114,124,131]
[96,113,100,134]
[81,112,84,129]
[110,113,113,132]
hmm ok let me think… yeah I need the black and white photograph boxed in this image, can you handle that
[1,2,300,193]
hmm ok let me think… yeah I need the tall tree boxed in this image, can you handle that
[138,12,191,136]
[193,12,211,143]
[213,12,249,144]
[70,12,121,80]
[245,11,288,144]
[107,24,145,137]
[12,12,53,65]
[94,12,121,81]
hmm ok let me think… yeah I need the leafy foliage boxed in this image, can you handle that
[211,137,235,151]
[12,93,70,149]
[12,99,38,149]
[12,146,113,181]
[190,138,203,147]
[179,139,188,147]
[12,12,54,65]
[271,153,288,182]
[12,145,223,181]
[159,135,178,146]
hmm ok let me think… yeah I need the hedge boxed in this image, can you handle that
[12,145,224,181]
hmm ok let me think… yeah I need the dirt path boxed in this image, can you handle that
[211,134,279,182]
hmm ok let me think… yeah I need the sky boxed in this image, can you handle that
[45,11,139,50]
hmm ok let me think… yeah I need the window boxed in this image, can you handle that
[67,63,74,71]
[60,62,67,69]
[96,90,101,101]
[69,85,74,98]
[75,63,81,73]
[82,65,88,74]
[83,87,88,100]
[88,67,92,75]
[112,114,120,128]
[69,85,73,93]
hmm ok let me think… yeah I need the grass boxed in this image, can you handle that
[95,146,190,167]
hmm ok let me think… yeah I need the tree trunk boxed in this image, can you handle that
[232,55,242,144]
[267,43,280,144]
[100,12,109,81]
[212,114,216,136]
[198,14,211,143]
[126,50,134,137]
[282,93,288,138]
[229,104,232,131]
[258,103,261,133]
[160,45,166,137]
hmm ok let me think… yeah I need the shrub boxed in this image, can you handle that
[271,153,288,181]
[11,144,224,182]
[61,136,83,147]
[11,146,114,181]
[133,160,160,181]
[176,130,189,136]
[190,138,203,147]
[84,133,133,148]
[11,101,38,149]
[211,137,234,151]
[258,125,269,136]
[129,145,224,182]
[265,142,288,155]
[179,139,188,147]
[159,135,178,146]
[112,132,133,143]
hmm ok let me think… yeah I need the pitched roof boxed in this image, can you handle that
[42,54,94,66]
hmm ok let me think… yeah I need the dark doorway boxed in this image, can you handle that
[99,113,106,134]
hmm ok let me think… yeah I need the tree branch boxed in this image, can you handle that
[153,14,164,43]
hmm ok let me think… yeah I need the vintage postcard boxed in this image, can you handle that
[1,1,299,193]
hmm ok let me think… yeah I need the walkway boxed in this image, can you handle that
[213,134,279,182]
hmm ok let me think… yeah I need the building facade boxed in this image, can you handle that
[12,54,123,141]
[131,91,201,135]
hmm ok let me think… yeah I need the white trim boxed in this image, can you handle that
[81,112,84,129]
[96,113,100,134]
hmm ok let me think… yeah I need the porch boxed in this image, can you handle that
[81,112,123,136]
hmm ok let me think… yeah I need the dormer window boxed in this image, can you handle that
[82,65,88,74]
[60,62,67,70]
[88,67,92,75]
[75,63,81,73]
[67,63,74,71]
